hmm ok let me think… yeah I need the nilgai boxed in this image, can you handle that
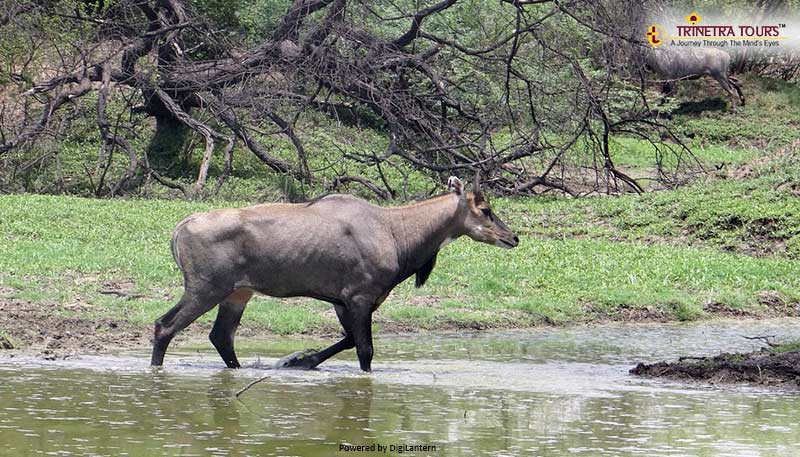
[151,174,518,372]
[646,47,745,109]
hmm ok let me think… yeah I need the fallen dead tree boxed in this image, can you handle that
[0,0,698,199]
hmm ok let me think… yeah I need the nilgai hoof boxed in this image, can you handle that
[274,349,318,369]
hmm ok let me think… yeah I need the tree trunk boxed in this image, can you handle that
[147,114,191,175]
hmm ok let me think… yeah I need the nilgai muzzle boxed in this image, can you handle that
[151,174,518,371]
[646,47,745,109]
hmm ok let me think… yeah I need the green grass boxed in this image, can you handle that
[771,340,800,354]
[2,75,799,335]
[498,167,800,257]
[669,75,800,152]
[0,196,212,285]
[409,235,800,319]
[603,75,800,181]
[2,190,800,334]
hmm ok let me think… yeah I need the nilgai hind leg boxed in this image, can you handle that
[151,285,231,367]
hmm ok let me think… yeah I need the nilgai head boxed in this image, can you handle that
[448,172,519,249]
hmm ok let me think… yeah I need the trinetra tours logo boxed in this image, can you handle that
[685,12,702,26]
[645,24,665,47]
[645,10,798,51]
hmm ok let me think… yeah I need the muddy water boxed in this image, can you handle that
[1,319,799,456]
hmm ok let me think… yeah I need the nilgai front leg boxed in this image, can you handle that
[350,306,374,372]
[275,304,356,369]
[209,289,253,368]
[729,76,745,106]
[276,302,374,371]
[711,72,740,111]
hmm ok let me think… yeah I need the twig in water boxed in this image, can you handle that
[235,374,272,398]
[743,335,779,348]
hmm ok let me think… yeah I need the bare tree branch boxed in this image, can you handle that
[391,0,458,48]
[0,0,701,198]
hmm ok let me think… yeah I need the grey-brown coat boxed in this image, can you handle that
[150,175,518,371]
[646,47,745,109]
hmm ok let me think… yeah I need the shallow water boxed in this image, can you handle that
[1,318,799,456]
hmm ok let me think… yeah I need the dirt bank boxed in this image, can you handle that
[0,296,529,359]
[0,297,154,359]
[631,350,800,388]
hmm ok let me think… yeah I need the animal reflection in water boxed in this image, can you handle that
[150,174,518,372]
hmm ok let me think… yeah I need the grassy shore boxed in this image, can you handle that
[1,178,799,338]
[1,75,799,343]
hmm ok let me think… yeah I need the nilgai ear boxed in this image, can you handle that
[447,176,464,196]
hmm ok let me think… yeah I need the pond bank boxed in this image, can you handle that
[631,349,800,389]
[2,294,799,372]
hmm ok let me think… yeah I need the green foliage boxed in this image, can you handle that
[233,0,288,44]
[194,0,247,31]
